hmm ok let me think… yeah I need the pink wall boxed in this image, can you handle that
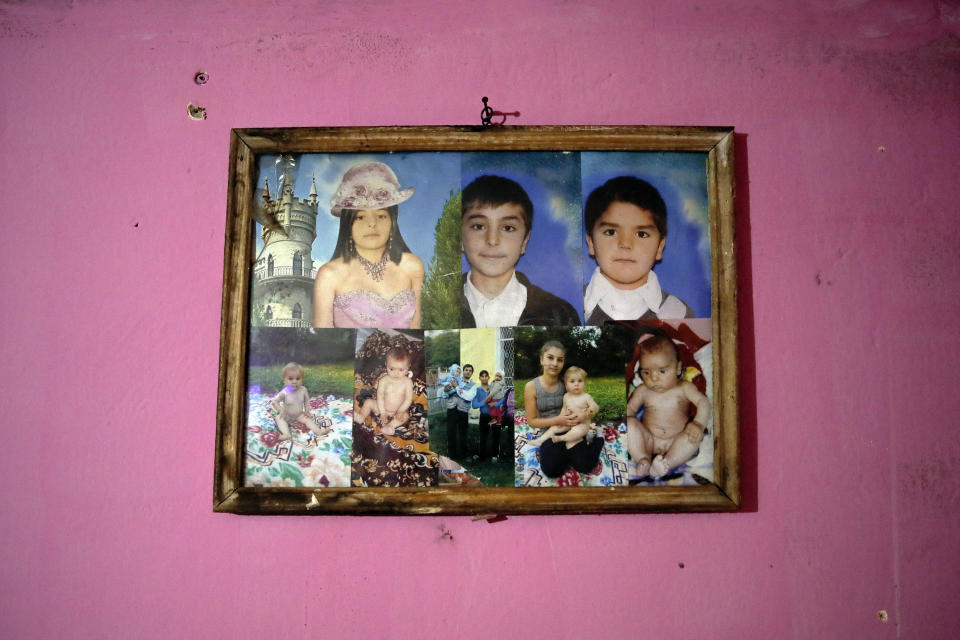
[2,0,958,637]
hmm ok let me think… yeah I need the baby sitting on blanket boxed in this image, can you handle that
[270,362,332,442]
[375,346,414,435]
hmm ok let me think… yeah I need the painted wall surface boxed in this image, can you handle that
[1,1,958,637]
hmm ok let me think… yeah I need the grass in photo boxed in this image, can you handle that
[513,325,631,487]
[244,328,356,488]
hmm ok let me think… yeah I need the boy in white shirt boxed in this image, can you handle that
[460,175,580,327]
[583,176,695,325]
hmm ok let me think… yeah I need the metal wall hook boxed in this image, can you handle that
[480,96,520,126]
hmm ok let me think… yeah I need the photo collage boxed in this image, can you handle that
[244,150,715,489]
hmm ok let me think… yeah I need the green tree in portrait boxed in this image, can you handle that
[420,190,462,328]
[425,330,460,369]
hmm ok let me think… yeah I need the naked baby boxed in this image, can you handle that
[626,335,711,479]
[270,362,331,442]
[376,346,414,435]
[527,367,599,449]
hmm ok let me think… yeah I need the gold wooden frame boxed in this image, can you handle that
[214,126,738,515]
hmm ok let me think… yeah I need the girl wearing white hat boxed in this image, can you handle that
[313,162,424,328]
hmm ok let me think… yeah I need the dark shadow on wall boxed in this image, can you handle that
[734,132,758,513]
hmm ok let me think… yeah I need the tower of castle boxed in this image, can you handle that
[252,176,319,327]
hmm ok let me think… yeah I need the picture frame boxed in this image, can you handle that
[215,125,738,515]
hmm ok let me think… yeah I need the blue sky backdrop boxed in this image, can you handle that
[255,152,460,268]
[461,151,583,321]
[581,152,712,318]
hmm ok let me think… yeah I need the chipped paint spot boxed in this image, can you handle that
[877,609,889,622]
[187,103,206,120]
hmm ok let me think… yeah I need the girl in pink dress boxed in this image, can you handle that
[313,162,424,328]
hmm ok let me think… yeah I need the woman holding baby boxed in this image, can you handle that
[523,340,604,478]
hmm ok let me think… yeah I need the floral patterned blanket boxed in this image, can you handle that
[351,419,439,487]
[514,413,715,488]
[245,393,353,488]
[514,413,630,487]
[350,382,438,487]
[512,411,715,488]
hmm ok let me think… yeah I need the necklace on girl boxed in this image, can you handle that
[357,251,388,282]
